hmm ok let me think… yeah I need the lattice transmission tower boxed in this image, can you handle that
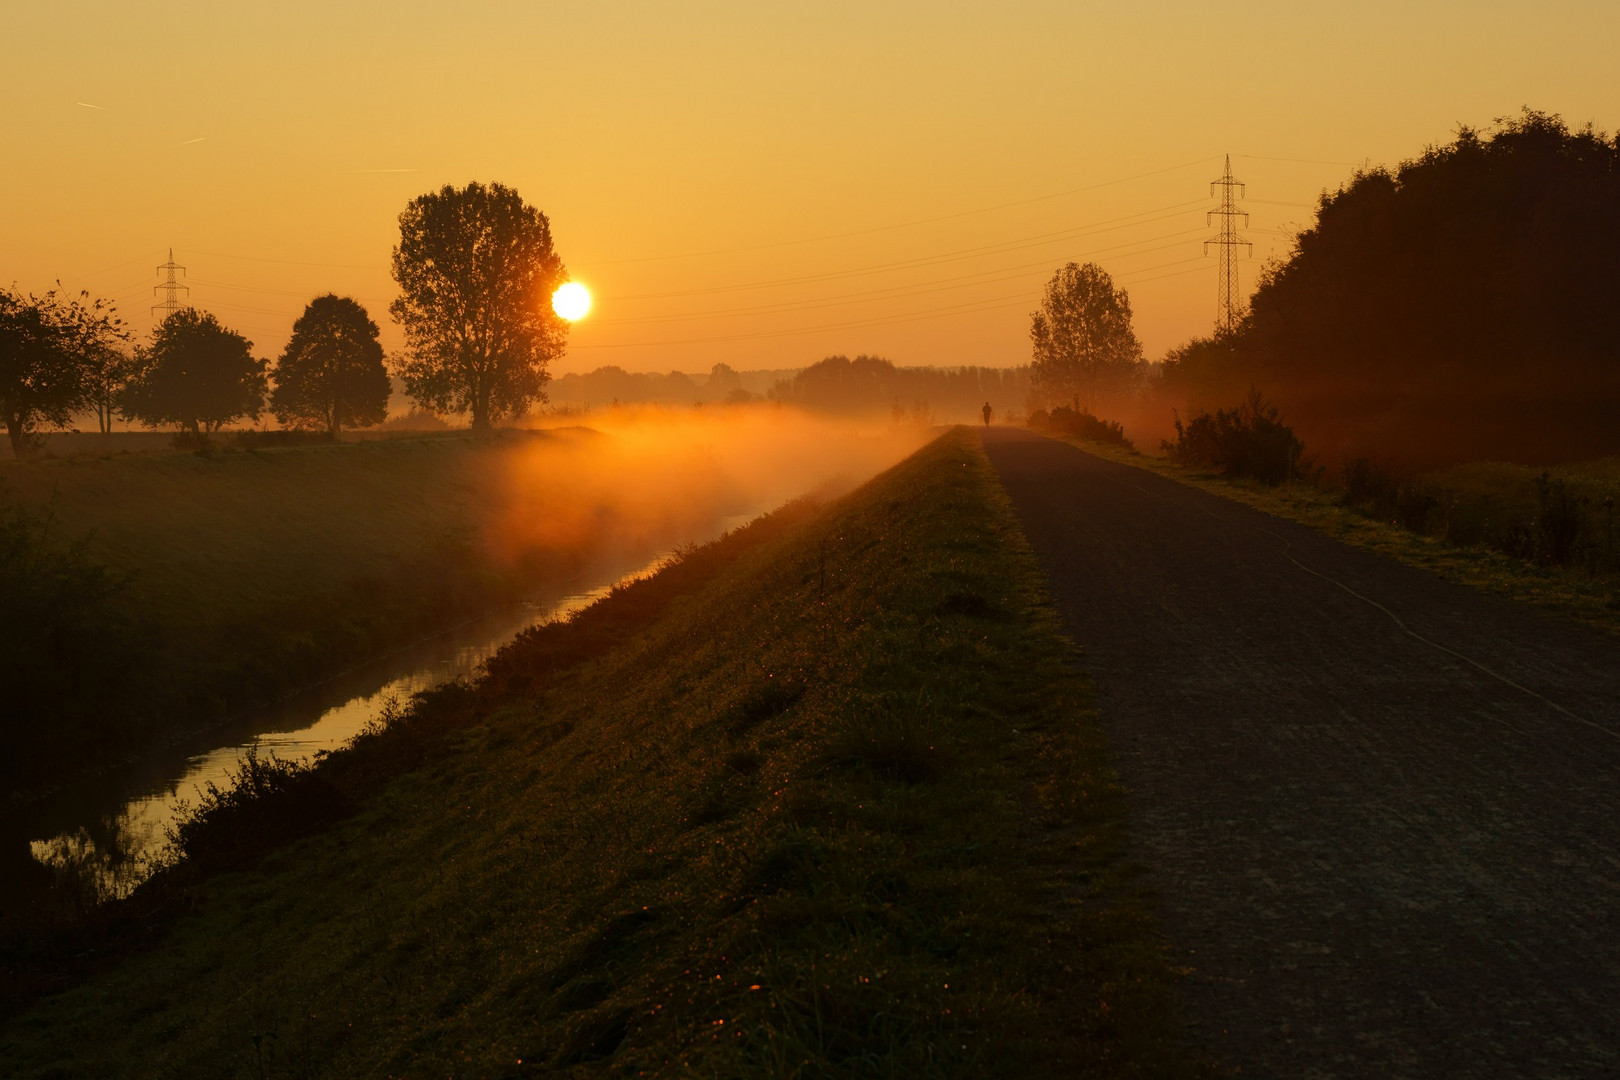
[152,248,189,320]
[1205,155,1252,335]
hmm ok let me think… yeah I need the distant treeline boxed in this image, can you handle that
[1160,110,1620,468]
[552,356,1031,423]
[771,355,1030,422]
[548,364,796,408]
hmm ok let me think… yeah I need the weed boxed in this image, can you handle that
[164,748,353,872]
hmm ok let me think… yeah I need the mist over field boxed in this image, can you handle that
[496,405,932,567]
[8,0,1620,1069]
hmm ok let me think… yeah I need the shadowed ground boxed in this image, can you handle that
[981,428,1620,1080]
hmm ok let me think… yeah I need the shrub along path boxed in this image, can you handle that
[982,426,1620,1078]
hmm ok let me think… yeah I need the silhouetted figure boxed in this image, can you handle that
[981,401,993,426]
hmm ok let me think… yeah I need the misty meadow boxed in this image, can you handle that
[5,3,1620,1076]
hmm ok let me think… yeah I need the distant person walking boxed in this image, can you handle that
[982,401,993,427]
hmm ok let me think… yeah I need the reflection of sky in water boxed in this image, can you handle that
[28,528,743,893]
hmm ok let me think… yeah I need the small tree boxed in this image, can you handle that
[390,182,568,431]
[0,285,127,456]
[271,295,391,435]
[123,309,267,435]
[1029,262,1144,411]
[85,340,136,434]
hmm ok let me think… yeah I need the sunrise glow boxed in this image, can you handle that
[552,282,592,322]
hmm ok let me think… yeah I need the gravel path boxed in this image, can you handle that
[981,428,1620,1079]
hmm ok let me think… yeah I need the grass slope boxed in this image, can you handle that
[0,428,1194,1078]
[1055,436,1620,637]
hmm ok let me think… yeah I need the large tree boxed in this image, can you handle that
[1194,110,1620,465]
[271,295,391,435]
[0,286,127,457]
[123,309,267,435]
[1029,262,1144,411]
[390,182,568,431]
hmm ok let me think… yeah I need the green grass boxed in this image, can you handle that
[0,430,609,790]
[1,431,540,636]
[1048,434,1620,637]
[0,428,1199,1078]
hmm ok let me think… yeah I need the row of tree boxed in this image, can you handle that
[1,181,571,457]
[0,290,390,455]
[768,355,1031,419]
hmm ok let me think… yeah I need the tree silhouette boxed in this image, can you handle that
[390,182,568,431]
[85,338,135,435]
[123,309,267,435]
[1029,262,1144,411]
[271,295,390,436]
[0,285,127,457]
[1195,109,1620,464]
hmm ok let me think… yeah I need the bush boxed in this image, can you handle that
[1534,470,1585,567]
[1163,388,1306,485]
[234,428,336,448]
[1030,405,1133,448]
[169,430,215,452]
[165,748,353,872]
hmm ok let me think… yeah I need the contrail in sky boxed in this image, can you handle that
[178,137,207,146]
[76,101,104,110]
[354,168,417,173]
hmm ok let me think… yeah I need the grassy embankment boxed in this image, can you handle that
[0,431,604,795]
[0,428,1199,1078]
[1047,432,1620,636]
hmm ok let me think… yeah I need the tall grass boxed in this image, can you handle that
[1340,457,1620,576]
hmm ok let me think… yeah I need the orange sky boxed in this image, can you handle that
[4,2,1617,376]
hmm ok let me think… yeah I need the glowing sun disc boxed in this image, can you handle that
[552,282,592,321]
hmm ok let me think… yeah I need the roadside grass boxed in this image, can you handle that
[0,428,1200,1078]
[1045,434,1620,637]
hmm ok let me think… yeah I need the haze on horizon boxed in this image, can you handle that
[4,1,1617,374]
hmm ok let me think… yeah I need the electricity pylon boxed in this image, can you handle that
[1205,155,1251,335]
[152,248,189,320]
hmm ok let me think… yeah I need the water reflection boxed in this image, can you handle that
[21,524,745,900]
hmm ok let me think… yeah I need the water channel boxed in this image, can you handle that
[8,508,762,902]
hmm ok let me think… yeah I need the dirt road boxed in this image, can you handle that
[981,428,1620,1079]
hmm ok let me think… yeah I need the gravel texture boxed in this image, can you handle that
[982,428,1620,1079]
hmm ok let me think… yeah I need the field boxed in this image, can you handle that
[0,424,782,797]
[0,428,1199,1078]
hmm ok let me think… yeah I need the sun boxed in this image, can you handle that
[552,281,592,321]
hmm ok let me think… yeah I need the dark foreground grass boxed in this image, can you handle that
[0,428,1196,1078]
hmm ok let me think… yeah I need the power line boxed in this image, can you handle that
[592,228,1209,328]
[597,155,1221,264]
[608,199,1209,302]
[179,247,385,271]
